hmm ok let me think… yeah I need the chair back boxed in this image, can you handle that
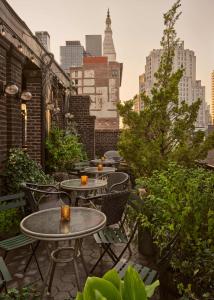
[21,183,72,212]
[104,150,122,161]
[101,191,130,226]
[0,193,26,212]
[104,172,130,192]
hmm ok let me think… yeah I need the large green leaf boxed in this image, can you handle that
[83,277,122,300]
[145,280,160,298]
[75,292,83,300]
[103,269,121,291]
[122,266,147,300]
[94,290,107,300]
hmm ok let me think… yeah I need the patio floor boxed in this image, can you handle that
[1,235,156,300]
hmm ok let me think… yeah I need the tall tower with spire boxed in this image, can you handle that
[103,9,116,62]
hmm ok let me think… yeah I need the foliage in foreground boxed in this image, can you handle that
[75,266,159,300]
[45,127,87,172]
[0,287,40,300]
[134,163,214,299]
[5,148,50,193]
[117,0,214,177]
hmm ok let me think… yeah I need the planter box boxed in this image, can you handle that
[138,226,157,257]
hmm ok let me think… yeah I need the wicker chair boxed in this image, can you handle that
[98,172,130,193]
[104,150,123,162]
[21,182,72,212]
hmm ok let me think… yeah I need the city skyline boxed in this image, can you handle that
[7,0,214,104]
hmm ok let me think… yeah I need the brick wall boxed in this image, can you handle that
[69,95,95,159]
[95,129,120,157]
[24,70,42,165]
[0,41,9,194]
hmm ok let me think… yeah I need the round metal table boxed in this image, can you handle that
[20,207,106,295]
[84,166,115,176]
[60,178,107,192]
[90,158,116,166]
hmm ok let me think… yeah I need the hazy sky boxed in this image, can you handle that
[7,0,214,104]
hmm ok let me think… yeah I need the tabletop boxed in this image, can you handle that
[84,166,115,174]
[90,159,116,166]
[60,178,107,191]
[20,207,106,241]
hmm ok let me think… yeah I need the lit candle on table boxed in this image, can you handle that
[81,175,88,185]
[97,164,103,171]
[61,205,71,221]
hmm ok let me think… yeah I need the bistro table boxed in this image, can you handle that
[60,178,107,206]
[84,166,116,176]
[20,207,106,296]
[90,158,116,166]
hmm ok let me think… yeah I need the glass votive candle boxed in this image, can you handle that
[97,164,103,171]
[59,220,70,234]
[81,175,88,185]
[61,205,70,222]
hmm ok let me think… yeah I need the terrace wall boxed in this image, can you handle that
[95,129,120,157]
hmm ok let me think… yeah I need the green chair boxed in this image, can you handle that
[0,256,12,292]
[0,193,43,281]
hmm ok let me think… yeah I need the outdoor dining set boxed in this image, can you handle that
[0,150,149,297]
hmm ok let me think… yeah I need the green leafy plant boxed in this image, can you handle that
[5,148,50,193]
[117,0,214,177]
[0,287,40,300]
[134,163,214,299]
[45,127,87,172]
[75,266,159,300]
[0,208,22,238]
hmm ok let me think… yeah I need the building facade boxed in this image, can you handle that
[85,35,102,56]
[141,41,206,129]
[70,10,122,130]
[60,41,84,72]
[35,31,50,51]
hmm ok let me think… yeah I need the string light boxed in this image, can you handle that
[18,43,23,52]
[0,24,5,36]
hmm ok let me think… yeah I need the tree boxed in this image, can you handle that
[117,0,214,177]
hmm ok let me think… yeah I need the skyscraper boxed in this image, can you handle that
[211,71,214,124]
[103,9,116,62]
[85,35,102,56]
[60,41,84,72]
[35,31,50,51]
[141,41,206,129]
[70,10,122,130]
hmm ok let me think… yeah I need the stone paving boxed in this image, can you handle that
[1,234,157,300]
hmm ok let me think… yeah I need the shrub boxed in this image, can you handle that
[5,148,50,193]
[135,163,214,299]
[45,127,87,173]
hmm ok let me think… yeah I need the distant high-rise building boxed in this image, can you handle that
[60,41,84,72]
[141,41,206,129]
[35,31,50,51]
[103,9,116,62]
[211,71,214,124]
[85,35,102,56]
[70,10,122,130]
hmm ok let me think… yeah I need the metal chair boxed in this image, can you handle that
[0,193,43,281]
[114,228,181,292]
[90,190,138,273]
[21,182,72,212]
[0,256,12,293]
[98,172,130,193]
[104,150,123,162]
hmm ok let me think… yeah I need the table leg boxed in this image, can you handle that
[78,239,88,276]
[73,240,81,290]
